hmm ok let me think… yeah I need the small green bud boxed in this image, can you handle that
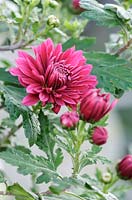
[102,172,112,183]
[47,15,60,28]
[49,0,59,8]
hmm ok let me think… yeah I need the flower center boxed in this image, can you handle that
[53,61,71,89]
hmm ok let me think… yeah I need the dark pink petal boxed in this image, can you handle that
[22,94,39,106]
[26,84,42,94]
[9,38,97,113]
[9,67,23,76]
[52,104,61,114]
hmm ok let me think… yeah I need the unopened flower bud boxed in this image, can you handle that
[91,127,108,146]
[80,89,118,123]
[116,155,132,180]
[102,172,112,183]
[60,111,79,129]
[49,0,59,8]
[72,0,84,13]
[47,15,60,28]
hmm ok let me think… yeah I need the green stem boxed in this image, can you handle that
[31,174,38,193]
[72,150,80,178]
[102,176,119,193]
[72,121,86,178]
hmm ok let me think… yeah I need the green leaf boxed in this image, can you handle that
[49,178,72,195]
[93,115,109,127]
[85,51,127,67]
[36,173,51,184]
[80,145,111,171]
[0,85,27,120]
[85,51,132,96]
[91,145,102,154]
[104,4,131,21]
[44,194,79,200]
[0,68,19,85]
[54,148,63,169]
[13,0,22,5]
[0,171,5,183]
[63,37,96,51]
[45,177,99,200]
[7,183,35,200]
[0,85,40,145]
[0,146,58,177]
[22,111,40,146]
[30,0,40,7]
[80,0,123,27]
[0,59,11,68]
[36,111,63,172]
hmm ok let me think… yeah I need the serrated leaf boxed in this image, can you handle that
[85,182,119,200]
[0,84,27,120]
[49,177,71,195]
[80,145,111,171]
[80,0,123,27]
[0,147,58,177]
[36,111,63,172]
[63,37,96,51]
[0,85,40,145]
[22,111,40,146]
[85,51,132,96]
[91,145,102,154]
[36,173,51,184]
[104,4,131,21]
[45,177,99,200]
[7,183,35,200]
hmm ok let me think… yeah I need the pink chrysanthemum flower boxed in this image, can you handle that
[117,155,132,180]
[91,127,108,146]
[60,111,79,128]
[80,89,118,122]
[9,38,97,113]
[72,0,84,12]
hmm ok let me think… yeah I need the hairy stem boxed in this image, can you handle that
[72,121,86,178]
[72,151,80,178]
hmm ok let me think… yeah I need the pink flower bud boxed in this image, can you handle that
[80,89,118,123]
[72,0,84,12]
[91,127,108,146]
[60,111,79,128]
[117,155,132,180]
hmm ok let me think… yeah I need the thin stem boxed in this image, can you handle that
[0,40,25,51]
[115,38,132,55]
[72,121,86,178]
[31,174,39,193]
[0,26,53,51]
[63,191,86,200]
[102,176,119,193]
[72,151,80,178]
